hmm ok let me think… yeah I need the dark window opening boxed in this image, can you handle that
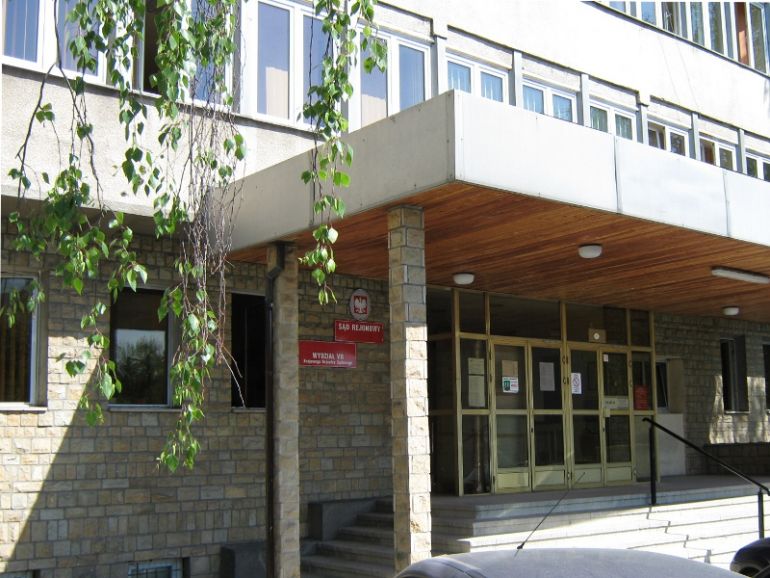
[721,337,748,412]
[231,294,266,408]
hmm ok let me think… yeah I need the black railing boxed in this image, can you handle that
[643,416,770,539]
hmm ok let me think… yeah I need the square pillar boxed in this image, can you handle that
[388,206,431,571]
[268,243,300,578]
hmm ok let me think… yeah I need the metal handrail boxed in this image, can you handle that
[643,416,770,539]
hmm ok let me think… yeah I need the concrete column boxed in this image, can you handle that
[579,73,591,127]
[269,243,300,578]
[388,206,431,572]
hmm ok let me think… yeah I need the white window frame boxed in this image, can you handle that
[446,52,508,104]
[747,2,769,74]
[392,35,432,114]
[747,151,770,180]
[522,78,576,122]
[590,99,636,140]
[0,275,40,409]
[700,135,737,169]
[647,119,690,156]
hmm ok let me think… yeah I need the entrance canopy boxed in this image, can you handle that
[230,91,770,322]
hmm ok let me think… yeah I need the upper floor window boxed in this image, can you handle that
[446,55,507,103]
[303,14,329,116]
[361,40,388,126]
[746,153,770,180]
[3,0,40,62]
[700,136,736,169]
[590,102,635,139]
[0,277,39,405]
[448,60,471,93]
[523,80,575,122]
[648,121,689,156]
[110,289,177,406]
[399,44,426,110]
[258,2,290,118]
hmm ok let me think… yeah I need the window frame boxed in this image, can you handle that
[647,119,689,156]
[394,36,431,113]
[230,292,267,410]
[2,0,48,68]
[522,78,576,122]
[109,287,178,408]
[128,559,185,578]
[589,99,636,140]
[699,135,737,169]
[446,51,508,104]
[0,274,45,408]
[747,2,769,73]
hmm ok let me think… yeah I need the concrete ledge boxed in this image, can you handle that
[220,541,266,578]
[308,497,383,541]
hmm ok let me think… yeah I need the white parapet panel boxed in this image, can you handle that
[455,93,618,212]
[724,171,770,247]
[615,138,728,237]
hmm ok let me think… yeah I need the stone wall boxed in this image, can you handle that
[655,313,770,474]
[1,231,267,578]
[297,272,392,537]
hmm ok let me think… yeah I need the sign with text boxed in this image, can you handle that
[334,319,384,344]
[299,340,357,368]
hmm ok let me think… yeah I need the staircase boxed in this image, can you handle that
[302,499,395,578]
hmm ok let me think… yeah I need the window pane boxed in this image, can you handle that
[532,347,562,410]
[361,43,388,126]
[497,415,528,468]
[460,339,487,410]
[656,361,669,409]
[719,147,734,170]
[447,61,471,93]
[571,350,599,410]
[670,132,686,155]
[523,85,544,113]
[691,2,705,45]
[304,16,330,119]
[494,344,527,411]
[606,415,631,462]
[192,0,217,101]
[603,352,628,398]
[724,2,734,57]
[58,0,98,72]
[462,415,490,494]
[632,352,653,410]
[590,106,608,132]
[764,162,770,182]
[615,114,633,139]
[709,2,724,53]
[721,337,748,412]
[534,415,564,466]
[429,339,454,411]
[399,45,425,110]
[480,72,503,102]
[763,345,770,414]
[112,290,168,405]
[552,94,573,121]
[567,303,627,345]
[750,3,768,72]
[747,157,758,177]
[231,294,266,408]
[609,1,627,12]
[4,0,39,61]
[0,278,35,402]
[489,294,561,340]
[459,291,485,334]
[258,3,290,118]
[701,140,716,164]
[641,2,656,24]
[630,310,650,346]
[431,415,457,494]
[662,2,679,33]
[573,416,601,464]
[648,125,664,148]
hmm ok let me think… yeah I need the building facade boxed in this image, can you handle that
[3,1,770,577]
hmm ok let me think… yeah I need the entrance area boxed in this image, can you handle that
[428,289,656,495]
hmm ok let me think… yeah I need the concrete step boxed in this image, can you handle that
[357,511,394,528]
[315,540,393,565]
[337,525,394,547]
[302,555,393,578]
[375,499,393,514]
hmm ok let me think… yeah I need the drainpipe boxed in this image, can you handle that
[265,243,286,578]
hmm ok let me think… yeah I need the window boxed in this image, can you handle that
[481,71,503,102]
[128,559,185,578]
[719,146,734,169]
[0,277,38,404]
[691,2,705,46]
[523,81,575,122]
[749,2,768,73]
[57,0,98,73]
[708,2,725,54]
[745,153,770,179]
[192,0,219,103]
[700,136,736,168]
[656,361,669,409]
[231,294,266,408]
[399,44,425,110]
[360,41,388,126]
[258,2,290,118]
[662,2,686,36]
[447,61,471,93]
[111,289,176,405]
[303,15,329,116]
[765,161,770,181]
[670,131,687,155]
[648,122,688,155]
[3,0,40,62]
[640,1,656,24]
[764,344,770,411]
[748,156,759,177]
[138,0,164,92]
[648,122,665,148]
[701,138,716,164]
[591,103,635,139]
[721,337,748,412]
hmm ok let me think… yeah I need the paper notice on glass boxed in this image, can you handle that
[468,357,485,375]
[469,375,486,407]
[570,372,582,394]
[502,376,519,394]
[501,360,518,379]
[539,362,555,391]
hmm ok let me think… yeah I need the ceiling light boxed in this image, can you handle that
[722,306,740,317]
[578,244,603,259]
[711,266,769,285]
[453,272,475,285]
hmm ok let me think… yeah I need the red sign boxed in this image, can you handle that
[334,319,384,344]
[634,384,650,410]
[299,340,357,368]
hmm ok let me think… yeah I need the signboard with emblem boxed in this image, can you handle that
[349,288,370,321]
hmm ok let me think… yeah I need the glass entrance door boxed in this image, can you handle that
[531,346,566,489]
[602,351,634,483]
[568,349,603,487]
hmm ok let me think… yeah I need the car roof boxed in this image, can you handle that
[396,548,738,578]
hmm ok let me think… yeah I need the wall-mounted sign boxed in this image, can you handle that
[334,320,384,344]
[349,288,370,321]
[299,340,357,368]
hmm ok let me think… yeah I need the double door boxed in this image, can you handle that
[491,341,636,493]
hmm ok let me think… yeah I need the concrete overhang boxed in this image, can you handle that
[230,91,770,322]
